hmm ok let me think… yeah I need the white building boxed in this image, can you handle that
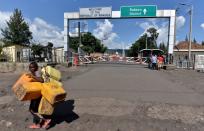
[52,47,65,63]
[174,41,204,61]
[2,45,30,62]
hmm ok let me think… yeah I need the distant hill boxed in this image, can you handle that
[106,49,129,56]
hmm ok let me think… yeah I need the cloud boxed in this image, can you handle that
[138,20,169,46]
[176,16,185,29]
[125,43,132,50]
[0,11,12,38]
[157,22,169,45]
[201,23,204,30]
[93,19,121,49]
[29,18,64,46]
[139,22,158,30]
[0,10,63,47]
[138,17,185,46]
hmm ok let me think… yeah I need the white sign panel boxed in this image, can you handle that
[80,7,112,18]
[195,55,204,69]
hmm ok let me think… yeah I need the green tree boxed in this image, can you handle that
[185,35,188,41]
[46,42,53,61]
[69,37,80,52]
[128,27,159,57]
[31,43,44,59]
[147,27,159,48]
[69,32,107,54]
[193,37,197,43]
[128,43,140,57]
[1,9,32,46]
[159,42,168,54]
[81,32,96,53]
[202,41,204,46]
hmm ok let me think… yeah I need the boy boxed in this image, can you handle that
[28,62,51,129]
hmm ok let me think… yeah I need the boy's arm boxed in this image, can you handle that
[29,71,44,83]
[32,75,44,83]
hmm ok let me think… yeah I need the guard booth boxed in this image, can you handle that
[139,49,164,58]
[138,49,165,65]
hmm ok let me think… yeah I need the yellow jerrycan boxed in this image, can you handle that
[12,73,38,93]
[15,82,42,101]
[38,97,54,115]
[41,82,66,104]
[48,78,63,87]
[41,66,61,81]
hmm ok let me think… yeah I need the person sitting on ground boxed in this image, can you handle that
[28,61,51,129]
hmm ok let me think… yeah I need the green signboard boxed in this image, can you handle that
[121,5,157,17]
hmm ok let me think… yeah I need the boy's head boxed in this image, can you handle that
[29,61,38,73]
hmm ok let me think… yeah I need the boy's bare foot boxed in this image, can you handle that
[28,124,41,129]
[42,119,51,129]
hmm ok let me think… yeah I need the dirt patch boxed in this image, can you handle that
[74,97,135,116]
[147,104,204,124]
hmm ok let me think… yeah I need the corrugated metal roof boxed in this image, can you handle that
[174,41,204,49]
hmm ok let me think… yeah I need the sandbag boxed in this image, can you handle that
[41,66,61,81]
[15,82,42,101]
[38,97,54,115]
[12,73,38,93]
[41,83,66,104]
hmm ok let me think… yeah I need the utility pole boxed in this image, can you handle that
[174,9,177,52]
[78,21,81,45]
[146,35,147,49]
[188,5,193,65]
[180,3,193,69]
[78,21,81,55]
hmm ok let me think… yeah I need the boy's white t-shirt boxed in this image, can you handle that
[34,70,42,77]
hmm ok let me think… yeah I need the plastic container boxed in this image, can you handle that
[49,78,63,87]
[15,82,42,101]
[41,83,66,104]
[41,66,61,81]
[12,73,38,93]
[38,97,54,115]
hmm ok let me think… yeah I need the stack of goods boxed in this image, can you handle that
[39,66,66,115]
[41,66,62,87]
[38,82,66,115]
[12,66,66,115]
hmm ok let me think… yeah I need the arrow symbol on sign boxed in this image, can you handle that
[143,8,147,15]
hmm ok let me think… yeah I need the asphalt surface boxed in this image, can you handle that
[1,63,204,131]
[65,64,204,106]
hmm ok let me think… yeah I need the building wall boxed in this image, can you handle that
[2,45,30,62]
[173,50,204,61]
[2,46,15,62]
[52,48,64,63]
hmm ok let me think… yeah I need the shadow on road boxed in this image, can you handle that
[48,99,79,129]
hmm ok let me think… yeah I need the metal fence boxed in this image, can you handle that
[174,60,194,69]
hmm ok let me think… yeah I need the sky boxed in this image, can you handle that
[0,0,204,49]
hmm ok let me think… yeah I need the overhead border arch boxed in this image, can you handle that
[64,8,176,61]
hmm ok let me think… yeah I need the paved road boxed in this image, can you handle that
[64,64,204,106]
[1,64,204,131]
